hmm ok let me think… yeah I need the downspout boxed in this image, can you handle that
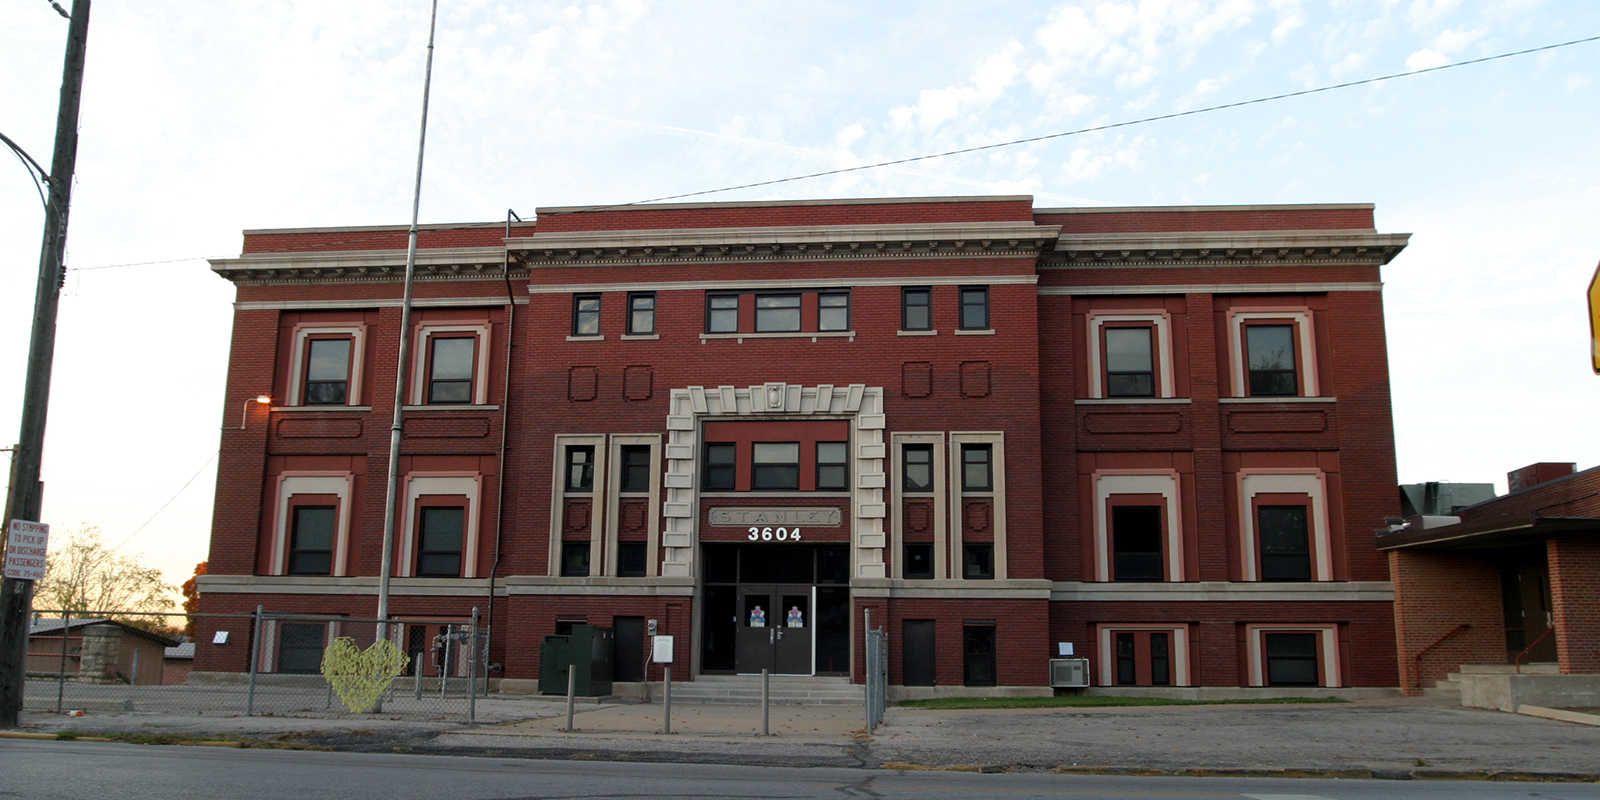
[483,209,521,682]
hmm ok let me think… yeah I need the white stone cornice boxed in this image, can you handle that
[508,222,1062,268]
[210,246,521,286]
[1045,231,1410,268]
[1049,580,1394,602]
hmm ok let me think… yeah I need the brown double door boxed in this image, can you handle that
[735,584,812,675]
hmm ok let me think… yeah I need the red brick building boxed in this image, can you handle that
[1382,462,1600,698]
[196,195,1408,695]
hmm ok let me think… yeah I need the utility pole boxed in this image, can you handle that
[0,0,91,729]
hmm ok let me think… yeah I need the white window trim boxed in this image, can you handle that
[399,474,482,578]
[1237,469,1332,582]
[1245,623,1341,687]
[1085,311,1174,399]
[949,432,1006,581]
[410,323,492,406]
[271,473,353,577]
[550,434,607,578]
[606,434,662,578]
[1227,309,1319,398]
[1096,624,1192,687]
[287,324,366,407]
[1092,471,1184,582]
[890,433,947,580]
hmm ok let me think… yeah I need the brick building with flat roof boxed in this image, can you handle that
[195,195,1408,696]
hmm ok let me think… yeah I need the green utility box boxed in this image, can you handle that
[538,624,615,696]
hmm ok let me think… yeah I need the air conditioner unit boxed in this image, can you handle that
[1049,657,1089,688]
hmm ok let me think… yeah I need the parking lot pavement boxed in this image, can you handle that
[869,697,1600,775]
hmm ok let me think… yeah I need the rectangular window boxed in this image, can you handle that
[565,445,595,493]
[1104,327,1155,398]
[277,623,325,674]
[617,542,647,577]
[303,338,352,405]
[1111,505,1163,582]
[619,445,651,493]
[818,292,850,331]
[560,541,591,577]
[287,506,335,575]
[961,444,993,492]
[416,506,464,577]
[573,294,601,336]
[1258,505,1311,581]
[627,293,655,335]
[755,294,801,332]
[903,444,934,493]
[959,286,990,330]
[427,336,476,404]
[963,624,997,686]
[903,543,933,580]
[1246,324,1298,396]
[703,443,736,490]
[816,442,848,490]
[1264,633,1319,686]
[1115,631,1173,686]
[902,287,932,331]
[752,442,800,490]
[962,543,994,580]
[707,294,739,333]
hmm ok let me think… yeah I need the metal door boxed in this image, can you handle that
[735,585,814,675]
[735,586,777,674]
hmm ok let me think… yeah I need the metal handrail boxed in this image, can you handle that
[1515,627,1555,673]
[1413,623,1471,688]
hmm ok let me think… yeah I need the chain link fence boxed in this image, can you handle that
[865,624,887,731]
[24,608,486,723]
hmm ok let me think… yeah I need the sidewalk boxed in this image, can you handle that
[10,694,1600,780]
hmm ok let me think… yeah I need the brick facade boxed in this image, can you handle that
[196,196,1407,691]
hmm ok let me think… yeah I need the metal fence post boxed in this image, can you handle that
[469,607,478,724]
[246,605,263,716]
[55,610,68,713]
[662,665,672,734]
[862,607,871,733]
[761,668,769,736]
[564,668,576,732]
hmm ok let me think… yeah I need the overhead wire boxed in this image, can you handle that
[47,31,1600,268]
[110,451,218,552]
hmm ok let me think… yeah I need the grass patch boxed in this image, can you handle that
[898,695,1348,710]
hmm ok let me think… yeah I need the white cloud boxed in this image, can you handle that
[889,42,1023,130]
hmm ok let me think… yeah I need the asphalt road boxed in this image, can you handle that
[3,740,1598,800]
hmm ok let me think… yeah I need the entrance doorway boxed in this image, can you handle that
[701,543,849,676]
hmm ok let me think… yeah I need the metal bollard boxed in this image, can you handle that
[761,668,770,736]
[663,665,672,734]
[414,659,423,701]
[564,669,576,732]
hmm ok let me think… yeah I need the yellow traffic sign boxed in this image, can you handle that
[1591,261,1600,374]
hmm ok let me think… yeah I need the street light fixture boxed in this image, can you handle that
[238,395,272,430]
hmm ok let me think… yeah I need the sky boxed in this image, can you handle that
[3,0,1598,591]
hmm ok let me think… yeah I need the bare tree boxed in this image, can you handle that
[35,526,177,618]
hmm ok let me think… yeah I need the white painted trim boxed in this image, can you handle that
[890,433,948,580]
[286,325,366,407]
[235,297,526,311]
[1227,309,1319,397]
[1085,312,1174,399]
[948,432,1006,581]
[1096,624,1192,687]
[1237,470,1331,582]
[399,474,482,578]
[527,275,1038,295]
[410,323,492,406]
[1038,282,1382,295]
[272,473,353,577]
[1092,471,1183,582]
[1245,624,1341,687]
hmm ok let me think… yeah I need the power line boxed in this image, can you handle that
[67,256,221,272]
[110,451,217,553]
[47,31,1600,267]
